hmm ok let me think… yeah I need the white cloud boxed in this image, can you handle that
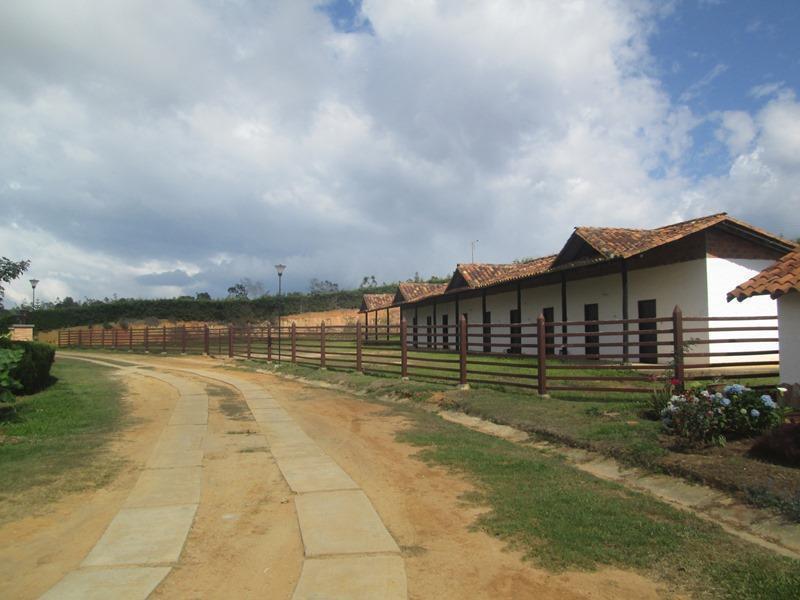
[0,0,797,307]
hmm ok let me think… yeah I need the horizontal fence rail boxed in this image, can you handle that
[56,307,780,398]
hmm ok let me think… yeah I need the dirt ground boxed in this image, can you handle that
[0,353,671,599]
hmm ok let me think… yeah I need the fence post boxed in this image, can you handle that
[144,327,149,353]
[672,305,685,392]
[537,314,548,396]
[162,326,167,353]
[228,327,234,358]
[291,323,297,364]
[320,322,326,368]
[459,315,467,386]
[112,329,118,350]
[247,326,252,359]
[129,328,133,351]
[401,319,408,378]
[203,325,209,355]
[267,323,273,361]
[181,326,187,354]
[356,321,363,372]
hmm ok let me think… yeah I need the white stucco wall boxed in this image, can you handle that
[707,258,779,364]
[484,290,516,353]
[627,259,709,363]
[779,293,800,385]
[564,273,624,358]
[521,284,561,356]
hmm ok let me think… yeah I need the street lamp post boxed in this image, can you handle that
[275,264,286,361]
[29,279,39,310]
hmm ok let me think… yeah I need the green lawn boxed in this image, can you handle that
[0,359,126,522]
[395,404,800,599]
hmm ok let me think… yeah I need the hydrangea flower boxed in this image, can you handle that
[715,392,723,399]
[750,408,760,418]
[721,397,731,407]
[724,384,747,396]
[761,394,776,409]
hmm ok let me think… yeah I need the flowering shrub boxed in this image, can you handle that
[660,384,785,446]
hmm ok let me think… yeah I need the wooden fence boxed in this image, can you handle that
[57,307,780,398]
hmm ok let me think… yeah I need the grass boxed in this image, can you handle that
[392,403,800,598]
[0,359,126,522]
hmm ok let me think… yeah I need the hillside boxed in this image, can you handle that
[1,286,398,332]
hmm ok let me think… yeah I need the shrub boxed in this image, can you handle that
[0,347,24,403]
[0,339,55,394]
[661,384,784,446]
[750,423,800,467]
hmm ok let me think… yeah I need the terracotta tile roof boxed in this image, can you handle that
[395,282,448,304]
[572,213,793,260]
[454,255,557,289]
[728,247,800,300]
[360,293,395,312]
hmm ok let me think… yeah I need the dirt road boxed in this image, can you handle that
[0,353,667,599]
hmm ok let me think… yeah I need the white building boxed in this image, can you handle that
[397,213,794,363]
[729,248,800,401]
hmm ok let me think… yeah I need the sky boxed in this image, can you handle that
[1,0,799,306]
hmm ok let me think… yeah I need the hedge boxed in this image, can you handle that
[0,339,55,394]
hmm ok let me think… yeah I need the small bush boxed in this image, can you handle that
[661,384,784,446]
[0,347,24,403]
[750,424,800,467]
[0,339,55,394]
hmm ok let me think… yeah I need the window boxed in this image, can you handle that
[543,307,555,356]
[483,311,492,353]
[584,303,599,357]
[509,308,521,354]
[638,299,657,364]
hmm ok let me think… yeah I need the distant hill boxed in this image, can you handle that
[1,286,397,332]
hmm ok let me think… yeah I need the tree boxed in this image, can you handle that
[0,257,30,309]
[195,291,211,301]
[359,275,378,289]
[227,282,248,299]
[309,279,339,294]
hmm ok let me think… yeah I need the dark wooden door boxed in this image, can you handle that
[442,314,449,349]
[483,311,491,353]
[638,299,657,364]
[584,304,599,357]
[510,309,521,354]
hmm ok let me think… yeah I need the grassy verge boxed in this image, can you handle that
[393,403,800,599]
[0,359,126,522]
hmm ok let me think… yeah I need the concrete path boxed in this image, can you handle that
[41,364,209,599]
[53,354,407,599]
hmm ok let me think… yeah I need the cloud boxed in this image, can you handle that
[0,1,797,307]
[679,63,728,102]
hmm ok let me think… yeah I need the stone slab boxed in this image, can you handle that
[153,425,206,453]
[147,449,203,469]
[246,397,281,410]
[292,555,406,600]
[41,566,171,600]
[277,455,359,493]
[269,441,328,460]
[124,467,202,508]
[295,490,399,557]
[83,504,197,567]
[168,409,208,426]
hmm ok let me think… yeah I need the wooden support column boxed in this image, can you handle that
[386,307,390,341]
[320,321,326,368]
[621,259,629,362]
[413,305,419,349]
[560,273,568,355]
[291,323,297,364]
[400,319,408,378]
[459,315,467,385]
[267,323,273,361]
[203,325,209,355]
[374,310,378,341]
[537,314,547,395]
[355,321,363,372]
[672,306,685,392]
